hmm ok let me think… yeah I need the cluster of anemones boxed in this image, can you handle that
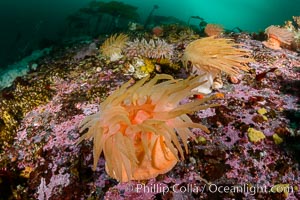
[124,38,174,59]
[77,74,217,182]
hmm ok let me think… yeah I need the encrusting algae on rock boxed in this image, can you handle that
[77,74,218,182]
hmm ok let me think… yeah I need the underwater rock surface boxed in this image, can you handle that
[0,23,300,200]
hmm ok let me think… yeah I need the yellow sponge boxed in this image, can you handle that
[273,134,283,145]
[247,128,265,143]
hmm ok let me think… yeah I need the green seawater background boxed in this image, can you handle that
[0,0,299,70]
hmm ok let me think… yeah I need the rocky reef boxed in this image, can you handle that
[0,21,299,200]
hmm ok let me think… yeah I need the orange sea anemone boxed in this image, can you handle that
[204,24,224,37]
[182,37,253,94]
[263,25,294,50]
[77,74,217,182]
[152,26,164,37]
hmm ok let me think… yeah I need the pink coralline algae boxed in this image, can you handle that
[37,171,70,200]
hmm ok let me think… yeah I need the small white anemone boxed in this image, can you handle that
[192,67,215,94]
[110,52,123,62]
